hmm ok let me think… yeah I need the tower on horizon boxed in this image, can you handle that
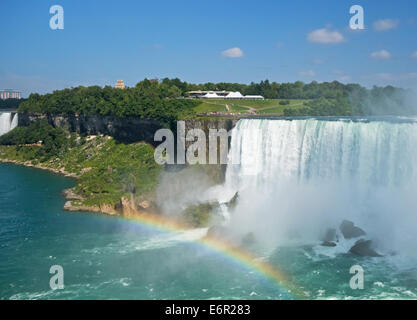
[114,80,125,89]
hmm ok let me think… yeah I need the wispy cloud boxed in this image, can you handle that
[299,70,315,77]
[307,28,345,44]
[412,51,417,59]
[373,19,399,31]
[370,50,392,60]
[221,47,244,58]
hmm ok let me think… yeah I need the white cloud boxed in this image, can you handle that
[221,47,244,58]
[373,19,399,31]
[370,50,392,60]
[299,70,315,77]
[307,28,345,44]
[412,51,417,59]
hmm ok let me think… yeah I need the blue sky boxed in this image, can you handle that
[1,0,417,96]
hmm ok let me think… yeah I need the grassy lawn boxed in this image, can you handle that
[194,102,226,113]
[194,99,309,115]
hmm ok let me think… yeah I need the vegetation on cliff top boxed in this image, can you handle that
[18,79,199,126]
[17,78,417,118]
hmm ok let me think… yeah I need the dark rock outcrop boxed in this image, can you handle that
[349,239,382,257]
[321,241,337,247]
[340,220,366,239]
[18,113,164,145]
[18,114,239,153]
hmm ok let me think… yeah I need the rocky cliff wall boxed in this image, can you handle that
[18,113,238,146]
[18,113,164,145]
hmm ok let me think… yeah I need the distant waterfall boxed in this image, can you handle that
[219,117,417,253]
[0,112,18,136]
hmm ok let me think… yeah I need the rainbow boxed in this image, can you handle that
[119,212,307,299]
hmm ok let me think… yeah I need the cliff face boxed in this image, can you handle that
[18,113,238,146]
[14,114,240,219]
[183,118,237,133]
[18,113,164,145]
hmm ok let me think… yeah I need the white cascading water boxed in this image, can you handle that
[0,112,18,136]
[218,118,417,258]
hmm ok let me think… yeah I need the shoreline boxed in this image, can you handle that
[0,158,156,218]
[0,158,79,178]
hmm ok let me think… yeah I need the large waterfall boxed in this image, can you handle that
[218,117,417,256]
[0,112,18,136]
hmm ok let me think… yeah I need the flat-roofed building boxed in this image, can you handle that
[0,89,22,100]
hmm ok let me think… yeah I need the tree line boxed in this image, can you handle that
[18,80,198,126]
[0,98,25,109]
[18,78,417,118]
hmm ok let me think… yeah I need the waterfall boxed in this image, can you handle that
[0,112,18,136]
[220,117,417,255]
[226,118,417,189]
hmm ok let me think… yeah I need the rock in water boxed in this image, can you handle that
[339,220,366,239]
[321,241,337,247]
[349,239,382,257]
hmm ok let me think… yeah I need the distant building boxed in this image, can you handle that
[187,90,230,98]
[187,90,264,100]
[0,89,22,100]
[115,80,126,89]
[225,91,244,99]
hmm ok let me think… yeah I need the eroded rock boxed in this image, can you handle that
[349,239,382,257]
[62,188,84,201]
[340,220,366,239]
[321,241,337,247]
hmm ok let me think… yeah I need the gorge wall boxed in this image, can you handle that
[18,113,238,146]
[18,113,163,145]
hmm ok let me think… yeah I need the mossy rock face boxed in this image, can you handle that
[182,201,220,227]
